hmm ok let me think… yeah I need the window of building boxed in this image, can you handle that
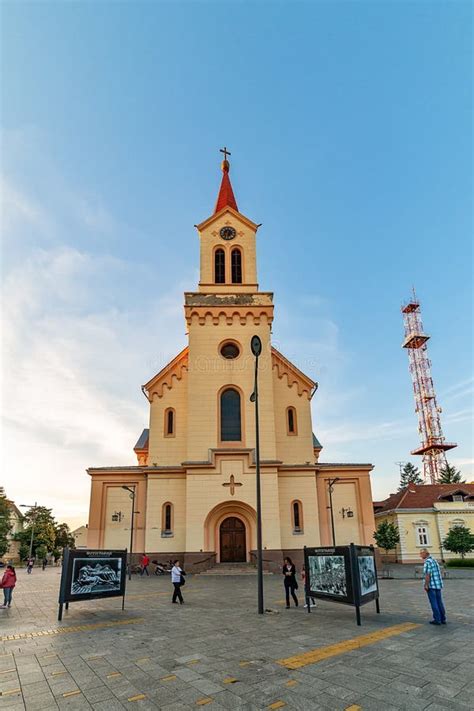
[416,526,429,546]
[291,500,303,533]
[287,406,297,435]
[220,341,240,359]
[231,248,242,284]
[452,495,464,502]
[220,388,241,441]
[162,502,173,536]
[450,519,465,529]
[164,408,175,437]
[215,248,225,284]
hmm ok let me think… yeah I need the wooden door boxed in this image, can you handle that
[219,517,246,563]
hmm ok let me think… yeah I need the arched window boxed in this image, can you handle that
[215,248,225,284]
[287,406,297,435]
[231,248,242,284]
[220,388,241,441]
[291,500,303,533]
[164,408,175,437]
[162,502,173,535]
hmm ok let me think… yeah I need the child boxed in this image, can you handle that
[302,565,316,608]
[0,565,17,608]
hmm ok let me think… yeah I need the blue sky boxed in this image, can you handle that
[1,1,472,527]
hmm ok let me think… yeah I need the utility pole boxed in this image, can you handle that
[250,334,264,615]
[327,480,339,546]
[122,486,137,581]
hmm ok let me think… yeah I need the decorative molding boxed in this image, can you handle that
[271,347,316,399]
[185,307,273,327]
[143,347,189,400]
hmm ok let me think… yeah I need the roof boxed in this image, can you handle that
[214,159,238,213]
[375,483,474,513]
[134,429,149,451]
[312,433,323,449]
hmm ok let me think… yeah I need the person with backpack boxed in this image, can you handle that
[282,556,298,609]
[171,560,186,604]
[0,565,17,608]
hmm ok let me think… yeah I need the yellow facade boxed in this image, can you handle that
[376,501,474,563]
[87,158,376,570]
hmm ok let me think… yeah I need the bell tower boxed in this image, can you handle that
[184,149,276,463]
[196,148,260,295]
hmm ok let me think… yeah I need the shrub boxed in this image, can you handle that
[446,559,474,568]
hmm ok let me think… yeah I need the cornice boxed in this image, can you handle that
[271,347,316,399]
[195,206,260,232]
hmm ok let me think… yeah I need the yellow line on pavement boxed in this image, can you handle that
[128,694,147,701]
[277,622,420,669]
[0,618,144,642]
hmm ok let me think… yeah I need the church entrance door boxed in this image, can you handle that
[219,517,246,563]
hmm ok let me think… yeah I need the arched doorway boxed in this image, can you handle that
[219,517,246,563]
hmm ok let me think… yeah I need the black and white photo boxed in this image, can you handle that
[71,557,122,595]
[358,555,377,596]
[308,554,347,597]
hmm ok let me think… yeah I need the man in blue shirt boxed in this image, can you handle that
[420,549,446,625]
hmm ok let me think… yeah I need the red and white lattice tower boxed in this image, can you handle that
[401,290,457,484]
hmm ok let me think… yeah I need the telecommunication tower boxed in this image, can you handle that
[401,290,457,484]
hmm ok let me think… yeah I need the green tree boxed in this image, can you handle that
[374,521,400,557]
[443,525,474,559]
[18,543,29,561]
[54,523,75,551]
[438,464,465,484]
[398,462,423,491]
[35,544,48,561]
[0,488,13,558]
[15,506,56,557]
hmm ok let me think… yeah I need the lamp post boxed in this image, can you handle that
[250,334,264,615]
[20,502,38,560]
[122,486,137,581]
[326,479,339,546]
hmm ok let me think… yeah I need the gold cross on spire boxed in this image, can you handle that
[220,146,231,161]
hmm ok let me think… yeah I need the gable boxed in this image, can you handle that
[271,347,317,399]
[195,206,260,233]
[143,347,189,399]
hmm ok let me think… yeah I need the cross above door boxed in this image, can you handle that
[222,474,242,496]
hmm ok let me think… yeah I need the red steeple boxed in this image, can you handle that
[214,147,238,214]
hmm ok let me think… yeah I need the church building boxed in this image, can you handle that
[86,153,376,570]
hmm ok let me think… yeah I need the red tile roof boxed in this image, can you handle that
[214,160,238,213]
[375,483,474,513]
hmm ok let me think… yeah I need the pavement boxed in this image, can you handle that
[0,567,473,710]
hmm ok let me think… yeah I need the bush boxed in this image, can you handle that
[446,559,474,568]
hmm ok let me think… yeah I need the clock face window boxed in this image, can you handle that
[220,226,236,241]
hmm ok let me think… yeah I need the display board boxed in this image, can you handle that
[304,544,379,625]
[58,548,127,620]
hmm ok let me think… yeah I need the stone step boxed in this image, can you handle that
[199,564,273,576]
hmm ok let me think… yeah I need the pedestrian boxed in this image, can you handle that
[26,558,34,574]
[419,549,447,625]
[282,556,298,609]
[171,560,185,604]
[141,553,150,576]
[301,565,316,608]
[0,565,17,608]
[42,558,47,571]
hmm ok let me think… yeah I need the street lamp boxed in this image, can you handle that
[19,502,38,560]
[326,480,339,546]
[122,486,138,581]
[250,334,264,615]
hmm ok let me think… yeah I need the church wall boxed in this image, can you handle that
[145,475,186,552]
[186,314,277,462]
[103,487,133,549]
[148,373,188,466]
[272,371,314,465]
[198,214,258,291]
[278,473,321,549]
[316,470,376,547]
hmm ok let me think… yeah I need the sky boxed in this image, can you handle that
[1,0,472,530]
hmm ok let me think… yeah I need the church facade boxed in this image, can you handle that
[86,155,376,570]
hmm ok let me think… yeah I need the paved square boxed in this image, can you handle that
[1,568,473,710]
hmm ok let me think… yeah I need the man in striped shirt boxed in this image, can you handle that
[420,549,447,625]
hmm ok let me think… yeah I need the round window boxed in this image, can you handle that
[220,342,240,359]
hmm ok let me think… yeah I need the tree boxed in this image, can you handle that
[443,525,474,559]
[54,523,75,551]
[438,464,465,484]
[398,462,423,491]
[374,521,400,558]
[0,489,13,558]
[14,506,56,557]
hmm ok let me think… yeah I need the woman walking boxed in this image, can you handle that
[282,556,298,609]
[0,565,17,608]
[171,560,186,604]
